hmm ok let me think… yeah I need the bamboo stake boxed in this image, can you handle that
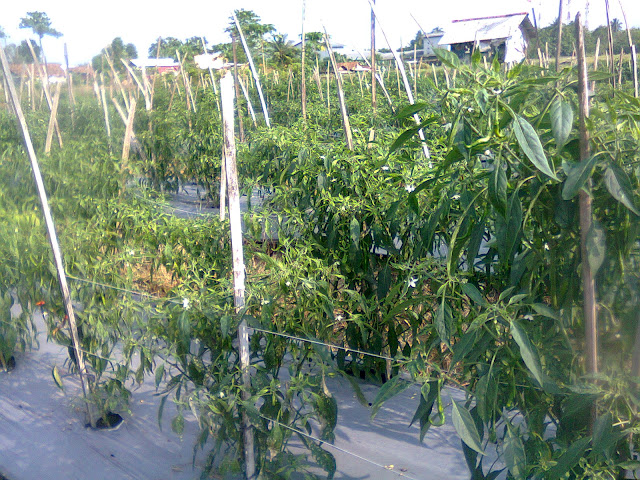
[121,97,137,197]
[576,12,598,380]
[121,59,151,110]
[313,67,324,102]
[99,78,112,152]
[0,44,95,428]
[323,30,353,150]
[233,12,271,128]
[44,83,61,154]
[355,49,394,109]
[220,71,255,480]
[104,53,130,112]
[231,35,246,142]
[371,0,377,114]
[556,0,564,72]
[368,0,430,162]
[605,0,615,87]
[431,63,438,88]
[27,39,62,147]
[618,48,624,86]
[238,75,257,126]
[301,0,307,120]
[64,44,75,129]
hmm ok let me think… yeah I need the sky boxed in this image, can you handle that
[1,0,640,67]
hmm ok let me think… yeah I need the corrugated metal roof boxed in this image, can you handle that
[130,58,179,68]
[439,13,532,46]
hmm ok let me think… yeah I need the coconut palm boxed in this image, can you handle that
[268,34,297,67]
[19,11,62,60]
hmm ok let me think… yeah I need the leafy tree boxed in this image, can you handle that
[91,37,137,73]
[10,40,42,63]
[19,11,62,57]
[147,37,183,60]
[217,9,275,63]
[0,25,6,40]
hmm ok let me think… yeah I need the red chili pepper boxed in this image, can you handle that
[36,300,45,306]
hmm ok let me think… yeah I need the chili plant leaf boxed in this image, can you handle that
[171,413,185,435]
[52,365,64,391]
[562,155,598,200]
[377,263,392,300]
[350,217,360,244]
[504,423,526,479]
[451,400,484,455]
[511,320,545,387]
[586,220,606,275]
[545,437,591,479]
[461,283,486,306]
[370,376,412,419]
[434,48,460,69]
[604,164,640,216]
[155,363,165,388]
[489,162,508,217]
[513,115,558,181]
[388,126,420,155]
[395,102,429,119]
[550,98,573,149]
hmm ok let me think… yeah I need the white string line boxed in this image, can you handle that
[249,326,395,362]
[66,274,396,363]
[257,412,421,480]
[65,274,183,305]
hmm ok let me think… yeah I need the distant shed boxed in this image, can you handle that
[438,12,536,63]
[130,58,180,74]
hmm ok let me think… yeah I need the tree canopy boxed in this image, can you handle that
[92,37,138,73]
[148,36,205,61]
[19,12,62,46]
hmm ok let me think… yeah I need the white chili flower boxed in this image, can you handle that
[285,281,291,287]
[261,298,270,305]
[335,314,344,322]
[182,298,190,310]
[381,165,390,171]
[452,194,461,200]
[408,277,418,288]
[128,249,135,256]
[405,185,416,193]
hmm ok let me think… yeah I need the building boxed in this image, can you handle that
[423,31,446,58]
[438,12,536,64]
[68,65,95,84]
[193,53,226,70]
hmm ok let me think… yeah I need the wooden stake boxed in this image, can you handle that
[220,72,255,480]
[64,44,75,129]
[576,13,598,378]
[323,29,353,150]
[556,0,564,72]
[238,76,257,126]
[0,43,95,428]
[371,0,377,114]
[301,0,307,120]
[45,83,61,155]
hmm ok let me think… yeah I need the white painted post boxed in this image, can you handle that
[220,72,256,479]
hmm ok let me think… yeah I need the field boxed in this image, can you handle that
[2,17,640,480]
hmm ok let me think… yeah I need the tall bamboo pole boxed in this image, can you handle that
[233,12,271,128]
[44,83,61,154]
[0,44,95,427]
[371,0,377,114]
[576,13,598,379]
[604,0,616,87]
[368,0,430,162]
[232,34,246,142]
[64,43,75,129]
[323,30,353,150]
[220,71,255,480]
[555,0,564,72]
[301,0,307,120]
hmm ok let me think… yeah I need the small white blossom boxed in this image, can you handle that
[381,165,390,171]
[261,298,270,305]
[524,314,534,321]
[219,391,225,398]
[128,249,135,256]
[408,277,418,288]
[182,298,190,310]
[405,185,416,193]
[452,194,461,200]
[544,243,550,251]
[285,281,291,287]
[491,88,502,95]
[320,155,326,160]
[335,314,344,322]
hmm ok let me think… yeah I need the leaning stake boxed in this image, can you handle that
[0,43,95,427]
[220,72,256,479]
[233,12,271,128]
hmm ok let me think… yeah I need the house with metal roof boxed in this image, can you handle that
[438,12,536,64]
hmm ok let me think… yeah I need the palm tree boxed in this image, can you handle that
[610,18,622,33]
[268,34,297,67]
[19,11,62,64]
